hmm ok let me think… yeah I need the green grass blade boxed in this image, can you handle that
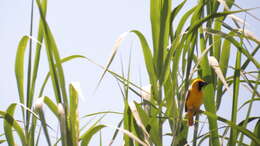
[174,6,196,37]
[216,38,231,110]
[193,115,200,146]
[199,29,220,146]
[38,55,85,97]
[69,83,80,146]
[96,32,128,91]
[174,122,188,146]
[221,22,260,44]
[4,104,16,146]
[29,1,47,141]
[35,127,42,146]
[43,96,59,118]
[203,111,260,145]
[157,0,171,80]
[213,18,224,60]
[36,108,52,146]
[29,109,38,146]
[25,0,34,133]
[150,0,161,51]
[238,74,260,145]
[238,98,260,111]
[99,131,102,146]
[238,117,260,126]
[229,49,241,146]
[170,0,187,39]
[81,111,122,119]
[250,119,260,146]
[44,29,68,103]
[205,29,260,69]
[0,140,6,144]
[108,120,123,146]
[188,8,254,34]
[123,101,134,146]
[31,0,47,95]
[241,44,260,70]
[129,102,150,144]
[161,35,181,85]
[57,103,67,146]
[109,124,149,146]
[1,105,27,146]
[34,97,51,146]
[80,125,106,146]
[131,30,156,84]
[36,0,67,104]
[15,36,29,117]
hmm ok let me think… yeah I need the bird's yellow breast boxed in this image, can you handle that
[186,88,203,111]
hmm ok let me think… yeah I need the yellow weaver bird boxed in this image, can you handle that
[185,79,208,126]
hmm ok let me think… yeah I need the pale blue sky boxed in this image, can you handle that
[0,0,260,145]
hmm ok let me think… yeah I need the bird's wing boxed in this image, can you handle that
[185,90,190,112]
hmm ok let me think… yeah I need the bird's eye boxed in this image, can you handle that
[198,82,203,87]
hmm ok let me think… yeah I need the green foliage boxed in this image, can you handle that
[111,0,259,145]
[0,0,259,145]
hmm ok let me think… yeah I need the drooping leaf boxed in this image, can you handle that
[80,125,106,146]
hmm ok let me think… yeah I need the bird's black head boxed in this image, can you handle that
[198,80,208,91]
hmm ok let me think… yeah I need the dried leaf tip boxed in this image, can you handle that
[71,81,85,101]
[35,96,44,111]
[141,84,151,101]
[57,103,65,116]
[208,56,229,90]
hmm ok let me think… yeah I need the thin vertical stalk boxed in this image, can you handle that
[29,0,47,145]
[193,115,200,146]
[238,74,259,145]
[229,50,241,145]
[158,83,163,144]
[25,0,34,133]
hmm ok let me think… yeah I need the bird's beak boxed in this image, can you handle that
[203,81,208,87]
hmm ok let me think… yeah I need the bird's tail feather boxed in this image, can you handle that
[187,112,193,126]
